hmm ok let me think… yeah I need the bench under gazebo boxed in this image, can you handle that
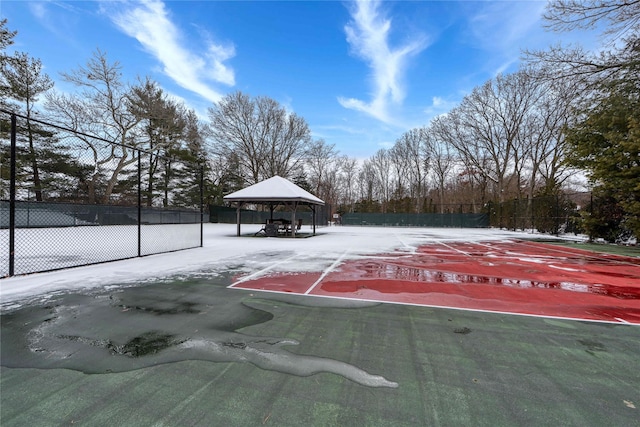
[223,175,325,237]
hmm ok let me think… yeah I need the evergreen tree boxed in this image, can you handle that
[128,77,186,206]
[2,52,54,200]
[564,86,640,241]
[165,110,208,209]
[0,19,17,109]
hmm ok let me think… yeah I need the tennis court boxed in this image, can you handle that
[1,225,639,426]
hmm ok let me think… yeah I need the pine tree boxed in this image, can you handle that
[564,85,640,241]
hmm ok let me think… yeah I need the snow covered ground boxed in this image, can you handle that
[0,223,563,310]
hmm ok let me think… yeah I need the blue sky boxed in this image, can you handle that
[1,0,599,158]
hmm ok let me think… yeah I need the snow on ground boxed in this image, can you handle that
[0,223,563,309]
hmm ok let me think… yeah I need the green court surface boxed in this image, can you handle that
[548,240,640,258]
[1,276,639,426]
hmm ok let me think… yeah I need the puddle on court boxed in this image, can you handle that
[234,243,640,323]
[0,278,398,388]
[327,256,640,299]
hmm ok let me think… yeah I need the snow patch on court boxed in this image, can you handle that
[0,224,558,309]
[549,264,582,272]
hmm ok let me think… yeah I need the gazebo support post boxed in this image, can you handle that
[285,201,297,238]
[311,205,316,235]
[292,202,298,238]
[236,203,243,236]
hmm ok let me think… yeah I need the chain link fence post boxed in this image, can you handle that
[9,113,17,277]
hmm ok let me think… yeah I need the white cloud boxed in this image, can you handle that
[467,2,545,51]
[28,2,47,20]
[27,1,84,48]
[422,96,458,121]
[338,0,427,123]
[463,2,546,76]
[377,140,394,149]
[105,0,235,103]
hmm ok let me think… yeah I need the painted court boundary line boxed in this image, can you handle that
[229,286,638,326]
[437,241,473,256]
[515,239,640,266]
[227,254,301,288]
[304,249,350,295]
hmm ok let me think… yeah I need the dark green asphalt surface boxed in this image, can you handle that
[1,275,639,426]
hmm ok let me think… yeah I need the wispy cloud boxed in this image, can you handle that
[27,1,85,50]
[468,2,545,49]
[29,2,48,21]
[463,2,546,76]
[105,0,235,103]
[338,0,427,123]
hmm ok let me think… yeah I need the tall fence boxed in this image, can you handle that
[340,212,489,227]
[337,194,589,233]
[1,110,206,277]
[486,192,590,235]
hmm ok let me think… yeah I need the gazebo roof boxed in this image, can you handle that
[223,175,325,205]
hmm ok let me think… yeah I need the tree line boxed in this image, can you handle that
[1,0,638,242]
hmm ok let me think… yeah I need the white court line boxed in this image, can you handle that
[472,240,555,261]
[228,287,638,326]
[227,254,300,288]
[516,240,640,267]
[394,233,417,253]
[304,249,350,295]
[437,241,472,256]
[473,241,509,252]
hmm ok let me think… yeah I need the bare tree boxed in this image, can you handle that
[389,141,410,207]
[45,49,141,204]
[357,160,377,212]
[543,0,639,36]
[208,91,312,185]
[392,127,431,212]
[518,76,577,197]
[432,71,541,202]
[526,0,640,87]
[368,149,393,213]
[425,125,455,213]
[305,138,338,198]
[336,155,359,213]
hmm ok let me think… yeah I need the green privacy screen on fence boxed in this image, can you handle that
[210,206,489,228]
[340,212,489,228]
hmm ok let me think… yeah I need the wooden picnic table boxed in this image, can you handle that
[261,218,302,236]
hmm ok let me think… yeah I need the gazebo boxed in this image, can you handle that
[223,175,325,237]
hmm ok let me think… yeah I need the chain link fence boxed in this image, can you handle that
[486,192,590,235]
[1,110,206,277]
[335,194,589,232]
[340,211,489,227]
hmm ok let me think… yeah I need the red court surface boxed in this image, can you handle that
[230,240,640,324]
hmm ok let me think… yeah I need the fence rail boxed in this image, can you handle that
[1,110,205,277]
